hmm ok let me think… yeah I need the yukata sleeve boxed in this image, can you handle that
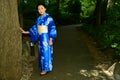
[29,20,39,42]
[48,18,57,42]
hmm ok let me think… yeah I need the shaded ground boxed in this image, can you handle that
[28,24,113,80]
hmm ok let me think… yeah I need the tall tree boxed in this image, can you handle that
[93,0,102,27]
[0,0,22,80]
[55,0,60,22]
[18,0,24,27]
[93,0,108,27]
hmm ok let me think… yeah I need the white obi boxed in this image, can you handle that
[38,25,48,34]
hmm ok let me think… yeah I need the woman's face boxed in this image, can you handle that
[38,5,46,15]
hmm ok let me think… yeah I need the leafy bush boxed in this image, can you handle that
[97,21,120,48]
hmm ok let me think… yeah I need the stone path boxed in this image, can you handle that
[29,25,113,80]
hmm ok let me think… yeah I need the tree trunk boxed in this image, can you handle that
[101,0,108,23]
[18,0,24,27]
[93,0,109,27]
[0,0,22,80]
[95,0,102,27]
[56,0,60,22]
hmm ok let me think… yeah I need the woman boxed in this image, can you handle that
[20,3,57,75]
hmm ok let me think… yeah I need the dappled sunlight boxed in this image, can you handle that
[79,69,107,80]
[79,63,118,80]
[80,69,101,77]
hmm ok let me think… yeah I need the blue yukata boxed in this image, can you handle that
[29,13,57,72]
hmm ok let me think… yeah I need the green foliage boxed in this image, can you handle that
[82,22,120,60]
[58,13,81,25]
[18,0,96,26]
[18,0,44,28]
[67,0,82,14]
[97,23,120,49]
[106,1,120,24]
[57,0,82,25]
[80,0,96,17]
[46,2,58,19]
[81,0,120,60]
[99,1,120,59]
[111,43,120,60]
[81,24,96,37]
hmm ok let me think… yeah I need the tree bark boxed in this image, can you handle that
[0,0,22,80]
[93,0,109,27]
[18,0,24,27]
[101,0,108,23]
[95,0,102,27]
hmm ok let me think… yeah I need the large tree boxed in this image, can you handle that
[18,0,24,27]
[0,0,22,80]
[91,0,109,27]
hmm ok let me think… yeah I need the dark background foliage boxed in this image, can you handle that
[18,0,120,61]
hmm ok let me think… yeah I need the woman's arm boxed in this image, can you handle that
[20,27,29,34]
[48,19,57,45]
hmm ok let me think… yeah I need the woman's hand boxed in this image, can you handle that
[49,38,53,46]
[20,27,29,34]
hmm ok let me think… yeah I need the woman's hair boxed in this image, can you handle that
[37,3,47,8]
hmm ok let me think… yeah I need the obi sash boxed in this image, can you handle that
[38,25,48,34]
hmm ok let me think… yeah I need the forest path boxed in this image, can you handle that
[29,24,111,80]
